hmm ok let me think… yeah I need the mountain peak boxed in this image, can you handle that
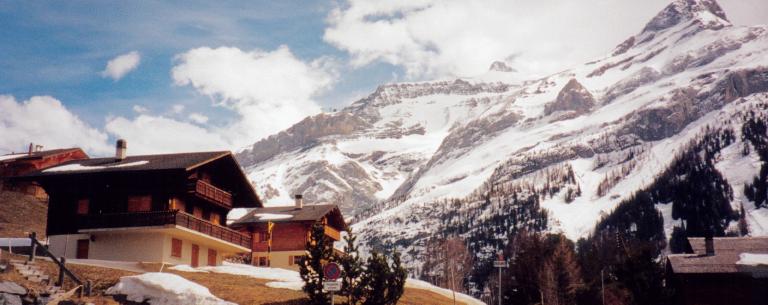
[488,61,516,72]
[642,0,729,33]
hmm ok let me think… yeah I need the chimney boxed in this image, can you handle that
[294,194,303,209]
[705,234,715,256]
[28,143,34,156]
[115,139,127,161]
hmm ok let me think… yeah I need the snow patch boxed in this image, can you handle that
[106,273,234,305]
[254,213,293,220]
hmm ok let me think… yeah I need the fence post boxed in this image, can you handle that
[58,257,66,286]
[85,280,92,296]
[28,232,37,262]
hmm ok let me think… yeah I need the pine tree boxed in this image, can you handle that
[361,252,390,305]
[300,222,333,305]
[338,228,364,305]
[385,252,407,305]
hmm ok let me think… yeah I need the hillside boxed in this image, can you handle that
[0,190,47,238]
[234,0,768,294]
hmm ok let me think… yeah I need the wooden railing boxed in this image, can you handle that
[190,180,233,208]
[79,210,251,249]
[27,232,91,296]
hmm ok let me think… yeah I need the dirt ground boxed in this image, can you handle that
[0,250,467,305]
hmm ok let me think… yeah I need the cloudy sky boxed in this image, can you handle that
[1,0,766,156]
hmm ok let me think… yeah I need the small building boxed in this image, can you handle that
[0,145,88,199]
[230,195,346,271]
[666,236,768,305]
[15,140,261,266]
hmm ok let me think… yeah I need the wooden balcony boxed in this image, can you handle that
[78,210,251,249]
[189,179,232,208]
[324,225,341,241]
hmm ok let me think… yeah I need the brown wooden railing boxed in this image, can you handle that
[190,180,233,208]
[324,225,341,241]
[79,210,251,249]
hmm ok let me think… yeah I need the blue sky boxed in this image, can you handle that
[1,0,766,156]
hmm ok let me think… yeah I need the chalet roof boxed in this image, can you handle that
[0,148,85,163]
[231,204,346,229]
[667,237,768,277]
[16,150,262,208]
[20,151,229,176]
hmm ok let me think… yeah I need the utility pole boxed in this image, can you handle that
[493,252,508,305]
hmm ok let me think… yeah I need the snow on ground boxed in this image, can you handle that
[170,262,303,289]
[736,253,768,266]
[106,273,235,305]
[405,279,486,305]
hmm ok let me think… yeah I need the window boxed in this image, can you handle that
[202,210,211,221]
[76,199,89,215]
[193,206,203,218]
[256,232,268,243]
[289,255,303,266]
[127,195,152,212]
[169,197,185,211]
[171,238,182,258]
[210,213,221,225]
[207,249,217,266]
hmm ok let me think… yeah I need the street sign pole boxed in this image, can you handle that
[493,253,508,305]
[323,262,342,304]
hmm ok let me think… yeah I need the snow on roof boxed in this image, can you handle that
[737,253,768,266]
[43,160,149,172]
[0,154,27,162]
[106,273,234,305]
[254,213,293,220]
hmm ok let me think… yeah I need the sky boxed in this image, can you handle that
[1,0,767,156]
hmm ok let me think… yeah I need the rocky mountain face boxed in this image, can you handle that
[236,0,768,287]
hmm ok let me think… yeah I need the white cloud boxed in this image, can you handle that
[189,113,209,124]
[104,115,228,155]
[0,95,111,155]
[171,46,336,148]
[324,0,672,79]
[171,104,185,114]
[132,105,148,113]
[101,51,141,81]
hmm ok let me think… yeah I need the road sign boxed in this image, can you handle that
[323,262,341,281]
[323,280,342,291]
[493,261,508,268]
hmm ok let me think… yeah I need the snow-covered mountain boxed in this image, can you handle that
[237,0,768,262]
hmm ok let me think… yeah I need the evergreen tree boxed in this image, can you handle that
[338,228,365,305]
[361,252,390,305]
[385,252,407,305]
[300,222,333,305]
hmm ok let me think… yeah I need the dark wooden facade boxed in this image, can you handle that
[19,151,260,249]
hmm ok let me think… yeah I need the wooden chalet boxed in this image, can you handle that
[15,140,261,266]
[0,144,88,199]
[230,195,347,270]
[666,236,768,305]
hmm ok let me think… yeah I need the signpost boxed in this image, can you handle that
[493,253,508,305]
[323,262,342,304]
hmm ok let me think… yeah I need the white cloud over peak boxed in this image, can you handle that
[171,45,336,148]
[0,95,111,155]
[324,0,670,79]
[101,51,141,81]
[96,45,336,154]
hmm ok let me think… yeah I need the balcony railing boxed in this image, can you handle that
[78,210,251,249]
[189,180,233,208]
[324,225,341,241]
